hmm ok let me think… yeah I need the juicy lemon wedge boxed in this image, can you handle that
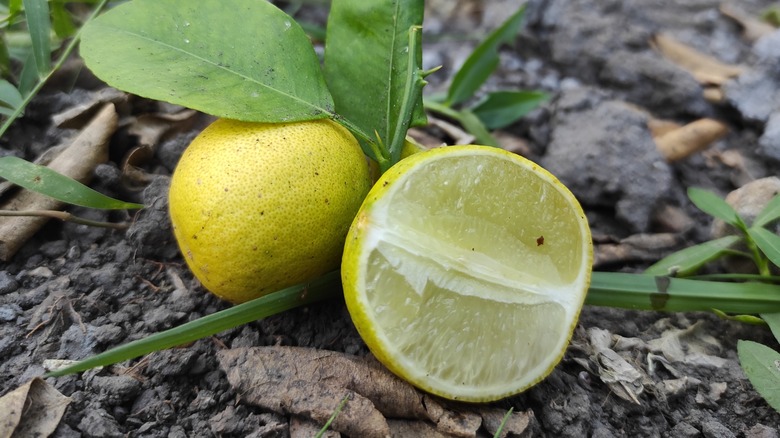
[341,145,593,402]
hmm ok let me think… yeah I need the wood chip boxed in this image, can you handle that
[654,118,728,162]
[651,33,744,86]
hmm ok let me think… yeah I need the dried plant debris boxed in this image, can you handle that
[217,346,534,438]
[0,103,117,260]
[720,4,777,42]
[654,118,728,162]
[0,378,71,437]
[651,33,744,86]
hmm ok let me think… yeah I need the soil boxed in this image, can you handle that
[2,0,780,436]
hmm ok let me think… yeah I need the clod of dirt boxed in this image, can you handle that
[541,90,672,232]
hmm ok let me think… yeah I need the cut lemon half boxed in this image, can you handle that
[341,145,593,402]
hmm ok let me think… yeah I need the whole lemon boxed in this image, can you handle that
[169,118,371,304]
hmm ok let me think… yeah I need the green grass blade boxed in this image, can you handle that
[748,226,780,268]
[688,187,742,228]
[737,340,780,412]
[753,194,780,228]
[21,0,50,76]
[45,271,342,377]
[587,271,780,314]
[446,5,525,105]
[315,394,350,438]
[0,156,144,209]
[644,235,741,276]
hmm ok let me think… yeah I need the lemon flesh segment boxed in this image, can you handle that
[342,146,593,402]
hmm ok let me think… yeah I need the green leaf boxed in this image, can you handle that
[471,90,549,130]
[80,0,334,123]
[50,0,76,38]
[446,5,525,106]
[0,78,22,110]
[748,226,780,268]
[324,0,425,164]
[688,187,743,228]
[737,340,780,412]
[18,50,37,96]
[644,235,741,276]
[0,156,143,209]
[761,313,780,343]
[754,194,780,228]
[22,0,50,76]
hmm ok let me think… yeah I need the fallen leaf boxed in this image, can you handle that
[218,346,535,438]
[0,378,71,438]
[648,320,727,367]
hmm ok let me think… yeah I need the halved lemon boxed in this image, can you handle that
[341,145,593,402]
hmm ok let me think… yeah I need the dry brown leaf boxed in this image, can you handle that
[51,88,127,129]
[0,378,71,437]
[647,320,726,367]
[654,118,728,162]
[0,103,117,261]
[289,417,341,438]
[651,33,744,85]
[476,407,535,438]
[720,3,776,42]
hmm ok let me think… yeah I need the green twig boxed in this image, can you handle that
[0,0,111,139]
[384,25,424,171]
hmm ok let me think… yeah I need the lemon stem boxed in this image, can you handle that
[383,25,425,173]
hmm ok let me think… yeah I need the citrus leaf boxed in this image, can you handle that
[761,313,780,343]
[0,156,143,209]
[324,0,425,163]
[688,187,743,228]
[446,5,525,106]
[471,90,549,130]
[80,0,334,123]
[21,0,50,76]
[644,235,741,276]
[748,226,780,268]
[753,194,780,228]
[737,340,780,412]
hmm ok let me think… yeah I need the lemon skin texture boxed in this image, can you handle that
[169,118,371,304]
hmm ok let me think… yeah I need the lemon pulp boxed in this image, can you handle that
[342,145,592,402]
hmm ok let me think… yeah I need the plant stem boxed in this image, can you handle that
[0,209,129,229]
[0,0,111,139]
